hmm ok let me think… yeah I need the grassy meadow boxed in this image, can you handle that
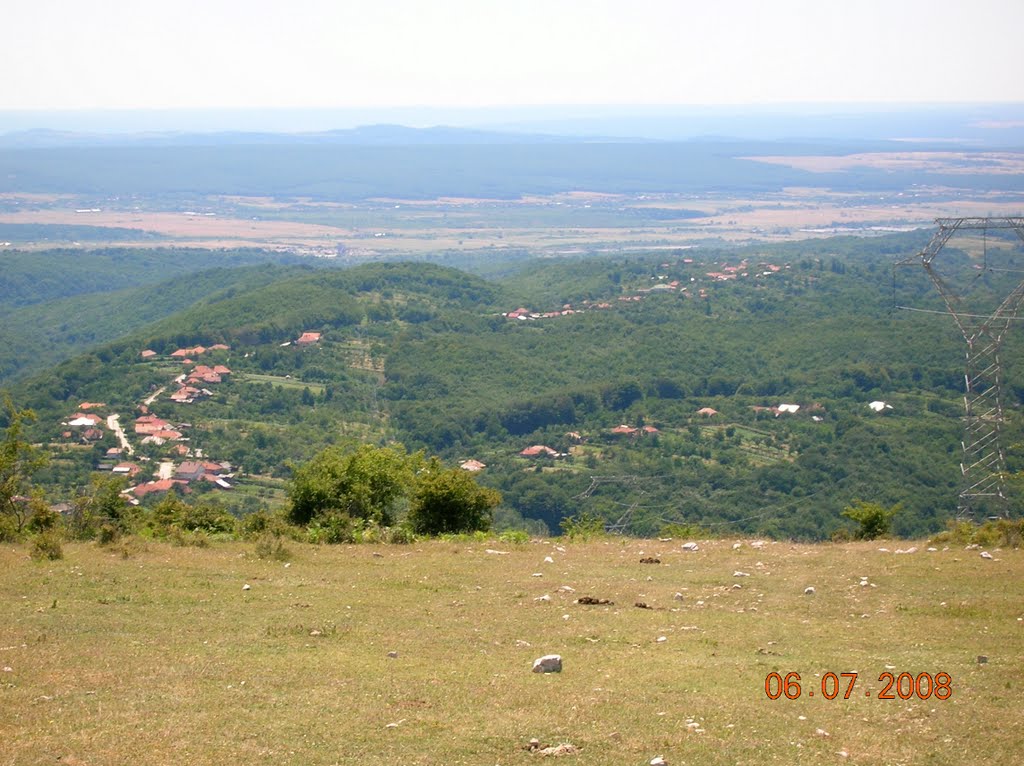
[1,537,1021,765]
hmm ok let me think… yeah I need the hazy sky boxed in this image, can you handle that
[4,0,1023,111]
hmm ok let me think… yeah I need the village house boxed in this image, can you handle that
[459,459,486,472]
[296,331,321,345]
[519,445,559,458]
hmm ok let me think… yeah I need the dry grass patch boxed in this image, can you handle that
[1,538,1021,765]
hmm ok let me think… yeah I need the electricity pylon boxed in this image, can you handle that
[896,217,1024,519]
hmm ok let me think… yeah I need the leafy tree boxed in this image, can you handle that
[0,394,48,535]
[407,458,501,535]
[68,475,135,540]
[842,500,900,540]
[288,444,417,526]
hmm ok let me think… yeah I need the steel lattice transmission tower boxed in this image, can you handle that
[897,217,1024,519]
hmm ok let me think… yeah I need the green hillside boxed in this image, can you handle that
[7,235,1024,539]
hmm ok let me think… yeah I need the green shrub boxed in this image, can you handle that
[561,511,607,541]
[254,532,291,560]
[498,529,530,545]
[841,501,900,540]
[97,523,120,546]
[659,522,706,540]
[306,512,356,544]
[384,524,416,545]
[241,509,294,540]
[30,530,63,561]
[170,528,210,548]
[932,518,1024,548]
[0,513,19,542]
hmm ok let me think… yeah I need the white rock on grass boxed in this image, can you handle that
[534,594,551,603]
[981,551,994,560]
[650,757,668,766]
[804,586,816,595]
[242,584,251,591]
[673,592,685,601]
[734,571,750,577]
[532,655,563,673]
[544,556,555,564]
[681,542,699,551]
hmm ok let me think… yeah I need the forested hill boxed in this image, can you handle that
[9,235,1024,539]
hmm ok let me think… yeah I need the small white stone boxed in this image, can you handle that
[732,542,742,550]
[532,654,563,673]
[557,585,575,593]
[544,556,554,564]
[732,583,742,590]
[681,542,699,551]
[532,572,544,577]
[815,728,830,737]
[981,551,994,560]
[650,757,668,766]
[242,584,251,591]
[387,651,399,658]
[734,571,750,577]
[534,594,551,602]
[673,592,685,601]
[804,586,816,595]
[656,636,667,643]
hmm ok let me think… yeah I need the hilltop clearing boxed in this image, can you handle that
[1,537,1021,766]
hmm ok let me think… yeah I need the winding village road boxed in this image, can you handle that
[106,414,134,456]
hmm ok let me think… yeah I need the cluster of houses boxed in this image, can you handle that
[61,403,106,443]
[130,460,234,499]
[502,261,787,322]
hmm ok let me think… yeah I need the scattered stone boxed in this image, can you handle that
[242,584,251,591]
[532,655,562,673]
[283,562,291,568]
[372,552,384,558]
[837,750,850,758]
[634,601,653,609]
[532,573,544,577]
[732,583,742,590]
[673,592,685,601]
[750,540,766,549]
[557,585,576,593]
[804,586,816,595]
[640,557,661,564]
[387,651,399,659]
[927,547,938,552]
[538,743,579,756]
[681,541,699,551]
[650,757,668,766]
[977,655,988,664]
[485,549,509,555]
[980,551,994,560]
[877,547,890,552]
[534,595,552,603]
[385,718,405,729]
[732,542,742,550]
[309,629,322,637]
[895,547,918,554]
[544,556,555,564]
[576,596,613,605]
[815,728,830,738]
[516,640,532,647]
[734,571,750,577]
[656,636,667,643]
